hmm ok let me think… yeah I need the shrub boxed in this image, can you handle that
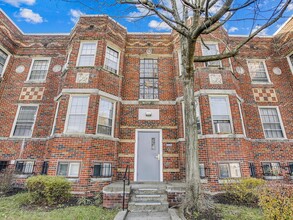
[0,168,14,194]
[26,175,72,206]
[221,178,265,207]
[258,183,293,220]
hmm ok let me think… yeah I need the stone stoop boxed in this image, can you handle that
[128,184,169,213]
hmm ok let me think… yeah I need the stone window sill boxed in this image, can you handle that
[218,179,241,184]
[264,176,284,180]
[90,177,112,182]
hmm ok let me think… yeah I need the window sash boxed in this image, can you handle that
[210,97,232,133]
[57,162,80,177]
[93,163,112,177]
[262,162,281,176]
[219,163,241,178]
[29,60,49,81]
[97,99,114,136]
[247,60,269,82]
[139,59,159,99]
[13,106,38,137]
[66,96,89,133]
[202,44,221,67]
[259,108,284,138]
[105,47,119,73]
[195,99,201,134]
[199,164,205,178]
[68,163,80,177]
[0,49,8,74]
[78,43,96,66]
[16,161,34,174]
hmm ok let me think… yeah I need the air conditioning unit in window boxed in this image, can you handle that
[215,122,231,134]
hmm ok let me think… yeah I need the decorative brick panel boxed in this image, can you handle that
[19,87,45,100]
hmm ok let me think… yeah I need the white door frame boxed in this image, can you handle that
[134,129,163,182]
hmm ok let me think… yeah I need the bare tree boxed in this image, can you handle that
[63,0,291,217]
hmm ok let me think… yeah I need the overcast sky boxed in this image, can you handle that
[0,0,292,35]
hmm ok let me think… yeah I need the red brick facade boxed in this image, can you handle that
[0,10,292,194]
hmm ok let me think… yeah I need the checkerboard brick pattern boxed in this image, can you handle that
[19,87,45,100]
[253,88,278,102]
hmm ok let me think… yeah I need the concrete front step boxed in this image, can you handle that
[132,188,166,195]
[126,211,171,220]
[132,194,167,202]
[128,201,169,212]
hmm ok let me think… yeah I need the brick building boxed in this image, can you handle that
[0,9,292,198]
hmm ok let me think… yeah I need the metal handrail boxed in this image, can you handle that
[122,165,130,211]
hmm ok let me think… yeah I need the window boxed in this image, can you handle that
[249,162,256,177]
[195,99,202,135]
[66,96,89,133]
[15,161,34,174]
[92,163,112,178]
[139,59,158,99]
[12,106,38,137]
[219,163,241,178]
[287,52,293,74]
[259,107,285,139]
[0,48,8,77]
[77,42,97,66]
[104,46,119,74]
[262,162,281,176]
[97,98,115,136]
[210,96,232,134]
[178,50,182,76]
[0,161,8,172]
[201,43,221,67]
[288,162,293,176]
[247,60,270,83]
[41,161,49,175]
[28,59,50,81]
[199,164,205,179]
[57,162,80,177]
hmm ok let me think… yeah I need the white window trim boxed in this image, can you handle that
[103,44,121,75]
[10,104,39,138]
[246,59,272,84]
[26,57,51,83]
[0,45,11,77]
[177,50,182,76]
[209,95,234,134]
[237,99,246,137]
[56,161,81,178]
[258,106,287,140]
[201,42,222,68]
[96,97,116,137]
[286,51,293,74]
[76,41,98,67]
[64,95,90,134]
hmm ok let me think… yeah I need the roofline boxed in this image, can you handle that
[229,34,273,38]
[0,8,24,35]
[128,32,171,35]
[79,14,127,30]
[273,16,293,36]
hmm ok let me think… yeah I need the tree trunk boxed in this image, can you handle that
[180,36,201,215]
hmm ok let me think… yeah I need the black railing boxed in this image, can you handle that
[122,165,130,211]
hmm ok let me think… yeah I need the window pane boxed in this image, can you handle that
[219,164,229,178]
[58,163,68,176]
[67,96,89,133]
[13,106,38,137]
[97,99,114,136]
[69,163,80,177]
[24,161,34,174]
[105,47,119,73]
[230,163,241,178]
[78,43,96,66]
[262,163,271,176]
[199,164,205,178]
[93,164,102,177]
[248,60,268,82]
[103,163,112,177]
[210,97,232,133]
[260,108,284,138]
[0,49,8,74]
[29,60,49,80]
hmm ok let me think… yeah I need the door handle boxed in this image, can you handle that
[155,154,160,160]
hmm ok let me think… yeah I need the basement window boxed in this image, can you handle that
[92,163,112,178]
[262,162,281,176]
[15,161,34,174]
[57,162,80,178]
[219,163,241,178]
[249,162,257,177]
[0,161,8,172]
[288,162,293,176]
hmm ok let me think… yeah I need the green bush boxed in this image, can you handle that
[0,168,14,194]
[258,183,293,220]
[26,175,72,206]
[221,178,265,207]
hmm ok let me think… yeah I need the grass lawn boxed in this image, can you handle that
[0,193,118,220]
[217,203,264,220]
